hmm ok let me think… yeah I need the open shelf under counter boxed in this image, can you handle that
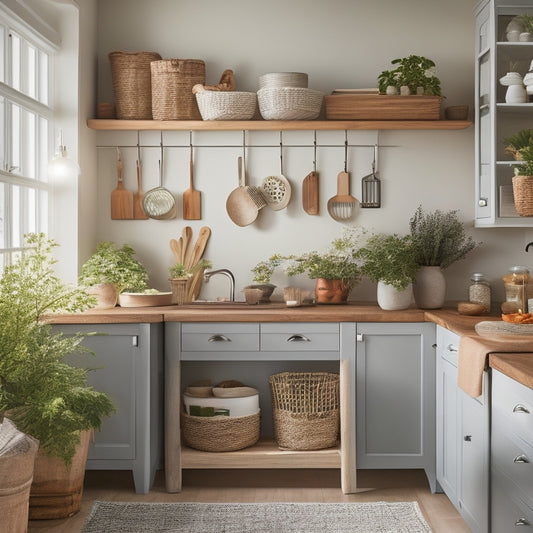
[181,438,341,469]
[87,119,472,132]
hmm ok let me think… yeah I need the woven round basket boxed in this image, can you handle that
[108,51,162,119]
[512,174,533,216]
[195,91,257,120]
[151,59,205,120]
[257,87,324,120]
[259,72,308,89]
[269,372,339,450]
[181,410,260,452]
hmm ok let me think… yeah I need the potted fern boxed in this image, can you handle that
[359,233,419,310]
[0,233,115,518]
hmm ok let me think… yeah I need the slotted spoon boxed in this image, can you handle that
[327,139,357,221]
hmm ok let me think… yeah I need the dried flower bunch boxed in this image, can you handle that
[409,206,479,269]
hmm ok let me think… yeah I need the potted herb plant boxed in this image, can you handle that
[359,233,420,310]
[409,206,479,309]
[503,129,533,216]
[0,233,114,519]
[251,228,364,304]
[168,259,211,304]
[78,241,149,308]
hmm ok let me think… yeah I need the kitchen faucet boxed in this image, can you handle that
[204,269,235,302]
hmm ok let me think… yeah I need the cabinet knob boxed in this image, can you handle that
[287,334,310,342]
[513,404,531,415]
[478,198,488,207]
[513,454,530,464]
[208,334,231,342]
[515,518,529,526]
[356,334,364,342]
[464,435,472,442]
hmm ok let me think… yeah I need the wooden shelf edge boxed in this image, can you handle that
[87,118,472,132]
[181,438,341,469]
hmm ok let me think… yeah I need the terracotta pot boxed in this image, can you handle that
[377,281,413,310]
[29,430,90,519]
[315,278,349,304]
[86,283,118,309]
[413,266,446,309]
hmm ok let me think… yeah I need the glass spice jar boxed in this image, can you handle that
[502,266,532,313]
[468,272,491,314]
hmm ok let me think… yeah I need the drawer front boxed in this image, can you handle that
[181,323,260,352]
[493,370,533,446]
[260,323,339,352]
[436,326,459,366]
[492,468,533,532]
[492,410,533,505]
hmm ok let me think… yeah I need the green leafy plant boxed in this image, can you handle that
[359,233,420,291]
[168,259,212,280]
[79,241,149,293]
[519,14,533,34]
[409,206,479,269]
[0,233,114,464]
[251,227,365,290]
[503,129,533,175]
[378,55,442,96]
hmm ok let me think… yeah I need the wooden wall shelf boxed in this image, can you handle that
[87,119,472,132]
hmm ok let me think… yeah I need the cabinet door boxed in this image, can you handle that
[355,322,436,491]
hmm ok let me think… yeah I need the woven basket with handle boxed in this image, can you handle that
[151,59,206,120]
[512,174,533,216]
[109,51,162,119]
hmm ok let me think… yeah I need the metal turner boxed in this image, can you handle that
[361,144,381,208]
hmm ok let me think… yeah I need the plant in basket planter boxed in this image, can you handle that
[504,129,533,217]
[0,233,114,519]
[409,206,479,309]
[359,233,420,310]
[251,227,365,304]
[168,259,212,304]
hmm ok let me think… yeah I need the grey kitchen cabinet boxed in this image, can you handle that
[356,322,437,493]
[57,323,163,494]
[474,0,533,227]
[492,369,533,532]
[436,326,490,533]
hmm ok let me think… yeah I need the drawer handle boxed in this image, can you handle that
[446,344,458,353]
[515,518,529,526]
[464,435,472,442]
[514,455,530,464]
[208,334,232,342]
[513,404,531,415]
[287,334,310,343]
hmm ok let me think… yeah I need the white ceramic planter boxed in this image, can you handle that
[376,281,413,311]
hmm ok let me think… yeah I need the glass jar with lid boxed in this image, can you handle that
[469,273,491,314]
[502,266,532,313]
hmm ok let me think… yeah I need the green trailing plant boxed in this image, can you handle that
[0,233,114,464]
[409,206,479,269]
[378,55,442,96]
[359,233,420,291]
[79,241,149,293]
[251,227,365,290]
[168,259,212,280]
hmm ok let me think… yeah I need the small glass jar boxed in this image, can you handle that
[502,266,531,312]
[469,273,491,314]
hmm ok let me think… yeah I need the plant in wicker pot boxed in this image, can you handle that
[0,234,114,519]
[168,259,211,304]
[504,129,533,217]
[359,233,420,310]
[409,206,479,309]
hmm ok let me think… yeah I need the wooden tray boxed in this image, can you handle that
[325,94,442,120]
[475,320,533,337]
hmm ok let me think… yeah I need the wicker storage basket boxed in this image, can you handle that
[181,410,260,452]
[259,72,308,89]
[269,372,339,450]
[257,87,324,120]
[195,91,257,120]
[151,59,206,120]
[512,175,533,216]
[109,51,162,119]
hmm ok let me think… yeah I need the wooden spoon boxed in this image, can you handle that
[302,170,319,215]
[183,144,201,220]
[169,238,182,264]
[188,226,211,268]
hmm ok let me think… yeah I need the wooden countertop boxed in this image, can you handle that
[490,353,533,390]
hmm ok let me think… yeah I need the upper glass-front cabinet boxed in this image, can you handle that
[475,0,533,227]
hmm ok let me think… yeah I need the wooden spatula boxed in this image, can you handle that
[111,148,133,220]
[189,226,211,268]
[133,144,148,219]
[183,144,201,220]
[302,170,319,215]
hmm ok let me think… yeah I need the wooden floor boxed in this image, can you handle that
[27,469,470,533]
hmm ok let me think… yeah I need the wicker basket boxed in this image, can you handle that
[257,87,324,120]
[181,410,260,452]
[512,175,533,216]
[108,51,162,119]
[151,59,205,120]
[269,372,339,450]
[195,91,257,120]
[259,72,308,89]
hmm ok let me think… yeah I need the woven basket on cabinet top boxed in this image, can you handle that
[108,51,162,119]
[151,59,206,120]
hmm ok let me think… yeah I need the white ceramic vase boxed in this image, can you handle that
[506,84,527,104]
[413,266,446,309]
[377,281,413,310]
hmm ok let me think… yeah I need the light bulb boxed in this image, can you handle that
[48,130,81,181]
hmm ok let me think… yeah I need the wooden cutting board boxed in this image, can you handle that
[111,148,133,220]
[302,171,319,215]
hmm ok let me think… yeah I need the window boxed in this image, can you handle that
[0,12,54,270]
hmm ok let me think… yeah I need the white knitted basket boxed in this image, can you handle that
[257,87,324,120]
[259,72,308,89]
[195,91,257,120]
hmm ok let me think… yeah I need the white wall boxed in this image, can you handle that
[83,0,533,304]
